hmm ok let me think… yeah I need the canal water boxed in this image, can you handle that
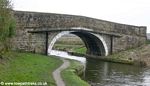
[49,50,150,86]
[85,58,150,86]
[49,50,86,64]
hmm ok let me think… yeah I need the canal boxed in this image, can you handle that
[85,58,150,86]
[49,50,150,86]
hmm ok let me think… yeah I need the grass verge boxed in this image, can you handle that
[53,44,87,54]
[61,60,90,86]
[73,47,86,54]
[0,52,62,86]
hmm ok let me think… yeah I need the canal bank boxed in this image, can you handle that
[104,43,150,67]
[85,58,150,86]
[49,50,90,86]
[51,35,150,86]
[0,52,62,86]
[0,51,90,86]
[53,59,70,86]
[67,43,150,67]
[53,58,90,86]
[50,49,150,86]
[61,60,90,86]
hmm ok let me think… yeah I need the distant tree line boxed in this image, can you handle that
[0,0,15,57]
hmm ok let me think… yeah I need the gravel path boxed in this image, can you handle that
[52,59,70,86]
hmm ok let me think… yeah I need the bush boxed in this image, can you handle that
[0,0,15,57]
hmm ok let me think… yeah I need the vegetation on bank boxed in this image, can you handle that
[62,60,90,86]
[0,0,16,58]
[54,43,89,85]
[146,39,150,44]
[104,43,150,66]
[0,3,89,85]
[54,40,150,66]
[53,44,87,54]
[0,52,62,86]
[73,47,86,54]
[0,51,90,85]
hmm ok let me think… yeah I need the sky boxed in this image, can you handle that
[12,0,150,33]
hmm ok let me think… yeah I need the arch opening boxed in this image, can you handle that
[52,33,86,53]
[48,31,108,56]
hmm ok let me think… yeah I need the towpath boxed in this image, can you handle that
[52,59,70,86]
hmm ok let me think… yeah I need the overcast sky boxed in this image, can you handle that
[12,0,150,33]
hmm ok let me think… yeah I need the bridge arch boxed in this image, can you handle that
[48,30,108,56]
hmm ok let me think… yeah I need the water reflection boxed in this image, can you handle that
[85,58,150,86]
[49,50,86,78]
[49,50,150,86]
[48,50,86,64]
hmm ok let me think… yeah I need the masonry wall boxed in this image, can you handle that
[12,27,46,54]
[14,11,146,37]
[12,10,147,55]
[113,35,146,53]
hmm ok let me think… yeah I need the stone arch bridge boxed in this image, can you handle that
[12,11,147,56]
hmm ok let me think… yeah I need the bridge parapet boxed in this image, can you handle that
[12,10,147,55]
[14,11,146,37]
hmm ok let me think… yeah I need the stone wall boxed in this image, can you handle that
[12,27,46,54]
[14,11,146,37]
[12,10,147,55]
[113,35,146,53]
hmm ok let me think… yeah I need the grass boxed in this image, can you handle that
[73,47,86,54]
[53,44,87,54]
[102,43,150,65]
[53,44,82,50]
[0,52,62,86]
[61,60,90,86]
[146,40,150,44]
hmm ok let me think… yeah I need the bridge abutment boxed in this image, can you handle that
[12,11,147,57]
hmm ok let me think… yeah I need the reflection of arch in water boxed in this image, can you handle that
[48,31,108,56]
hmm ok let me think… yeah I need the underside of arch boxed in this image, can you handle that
[71,32,105,56]
[48,31,108,56]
